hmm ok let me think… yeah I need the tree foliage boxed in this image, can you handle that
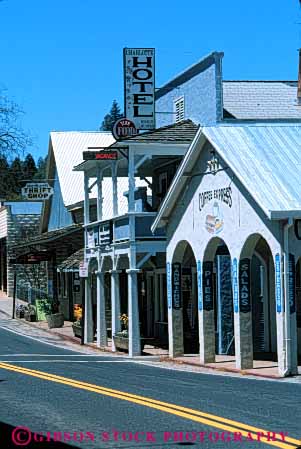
[0,89,31,157]
[0,153,47,200]
[100,100,123,131]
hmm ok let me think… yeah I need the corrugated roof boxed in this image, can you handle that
[115,120,199,144]
[203,124,301,215]
[152,123,301,230]
[50,131,115,207]
[223,81,301,120]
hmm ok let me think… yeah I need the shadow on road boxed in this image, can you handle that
[0,421,83,448]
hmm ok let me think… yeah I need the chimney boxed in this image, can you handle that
[297,48,301,106]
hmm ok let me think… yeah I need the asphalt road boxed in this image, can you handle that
[0,317,301,449]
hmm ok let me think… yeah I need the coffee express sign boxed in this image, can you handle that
[199,187,232,235]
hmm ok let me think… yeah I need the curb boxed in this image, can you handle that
[159,356,284,380]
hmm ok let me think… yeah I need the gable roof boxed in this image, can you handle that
[152,123,301,231]
[49,131,115,207]
[223,81,301,120]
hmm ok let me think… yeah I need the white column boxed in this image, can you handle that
[97,167,103,222]
[112,161,118,217]
[127,268,141,357]
[127,149,141,356]
[110,269,121,352]
[84,276,93,343]
[84,172,90,226]
[96,271,107,348]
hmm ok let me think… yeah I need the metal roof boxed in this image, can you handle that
[4,202,42,215]
[152,123,301,230]
[50,131,115,208]
[50,131,149,218]
[223,81,301,120]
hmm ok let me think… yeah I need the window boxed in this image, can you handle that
[174,96,185,123]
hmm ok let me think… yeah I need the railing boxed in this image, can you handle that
[16,283,48,303]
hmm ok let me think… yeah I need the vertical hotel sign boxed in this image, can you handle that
[123,48,155,130]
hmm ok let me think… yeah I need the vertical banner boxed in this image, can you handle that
[166,262,172,309]
[172,262,182,309]
[203,261,213,311]
[275,254,282,313]
[232,258,239,313]
[288,254,296,314]
[239,258,251,313]
[197,260,203,311]
[123,48,155,130]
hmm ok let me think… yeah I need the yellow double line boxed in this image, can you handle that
[0,361,300,449]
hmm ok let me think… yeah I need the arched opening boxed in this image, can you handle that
[295,258,301,363]
[172,240,199,354]
[203,237,234,357]
[240,234,277,362]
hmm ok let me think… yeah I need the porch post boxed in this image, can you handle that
[233,257,253,370]
[110,269,121,352]
[198,260,215,364]
[127,268,141,357]
[84,276,93,343]
[96,167,103,221]
[112,161,118,217]
[96,271,107,348]
[127,148,141,357]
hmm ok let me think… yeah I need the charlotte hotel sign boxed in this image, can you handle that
[123,48,155,130]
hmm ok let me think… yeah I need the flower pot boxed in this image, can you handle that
[24,311,36,322]
[72,323,82,338]
[46,312,64,329]
[113,335,145,352]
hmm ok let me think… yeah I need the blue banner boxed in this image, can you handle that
[232,258,239,313]
[275,254,282,313]
[167,262,172,309]
[197,260,203,311]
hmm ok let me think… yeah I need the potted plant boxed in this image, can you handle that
[39,299,64,329]
[72,318,83,338]
[24,304,37,322]
[113,314,145,352]
[16,304,26,319]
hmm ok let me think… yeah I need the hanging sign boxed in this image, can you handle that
[203,261,213,311]
[123,48,155,130]
[275,254,282,313]
[79,261,88,278]
[288,253,296,314]
[21,183,53,200]
[172,262,182,309]
[239,258,251,313]
[112,118,138,140]
[83,151,117,161]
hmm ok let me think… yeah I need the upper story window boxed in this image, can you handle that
[174,96,185,123]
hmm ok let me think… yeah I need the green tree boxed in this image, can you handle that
[22,153,37,180]
[100,100,123,131]
[34,156,47,180]
[0,155,14,199]
[9,156,24,197]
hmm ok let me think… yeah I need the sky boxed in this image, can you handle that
[0,0,300,160]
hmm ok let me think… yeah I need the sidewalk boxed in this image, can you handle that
[0,293,167,358]
[1,293,300,379]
